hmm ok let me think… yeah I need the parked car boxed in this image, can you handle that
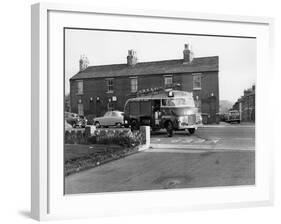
[93,111,124,128]
[65,112,87,128]
[77,115,87,128]
[85,114,96,125]
[65,112,79,127]
[225,110,240,123]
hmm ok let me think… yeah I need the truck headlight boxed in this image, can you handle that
[196,114,202,123]
[178,116,184,123]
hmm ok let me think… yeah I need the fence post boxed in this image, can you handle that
[139,126,150,151]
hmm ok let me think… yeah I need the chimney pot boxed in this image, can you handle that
[79,55,89,72]
[183,43,193,63]
[127,49,137,66]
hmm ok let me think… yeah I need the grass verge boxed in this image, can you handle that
[64,144,139,176]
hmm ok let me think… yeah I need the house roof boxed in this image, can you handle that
[70,56,218,80]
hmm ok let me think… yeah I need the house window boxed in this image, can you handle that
[77,80,83,94]
[164,75,173,88]
[106,79,114,93]
[130,77,138,93]
[193,73,202,90]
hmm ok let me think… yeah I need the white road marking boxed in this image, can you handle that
[149,143,254,151]
[145,148,206,153]
[171,139,181,143]
[192,139,206,143]
[211,139,220,144]
[182,139,193,143]
[144,147,255,153]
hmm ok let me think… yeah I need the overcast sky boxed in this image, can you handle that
[65,29,256,103]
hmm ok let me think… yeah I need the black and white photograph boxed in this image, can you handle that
[64,28,256,194]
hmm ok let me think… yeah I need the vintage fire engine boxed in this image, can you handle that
[124,88,202,137]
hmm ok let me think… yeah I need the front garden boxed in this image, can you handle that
[64,127,148,176]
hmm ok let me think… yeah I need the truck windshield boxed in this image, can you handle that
[162,98,195,107]
[230,111,239,115]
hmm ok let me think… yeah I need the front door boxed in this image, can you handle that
[78,103,84,116]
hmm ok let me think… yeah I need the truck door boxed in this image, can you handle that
[152,100,161,126]
[139,100,152,126]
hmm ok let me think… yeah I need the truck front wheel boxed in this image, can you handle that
[166,121,174,137]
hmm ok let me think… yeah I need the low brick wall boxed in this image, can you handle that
[64,129,88,144]
[64,126,150,149]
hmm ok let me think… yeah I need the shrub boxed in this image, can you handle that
[65,127,147,148]
[93,128,143,148]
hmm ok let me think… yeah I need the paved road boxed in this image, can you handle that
[151,124,255,150]
[65,124,255,194]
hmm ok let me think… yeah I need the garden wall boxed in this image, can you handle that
[64,126,150,149]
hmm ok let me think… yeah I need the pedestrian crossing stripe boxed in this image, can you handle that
[151,138,220,145]
[171,139,181,143]
[192,139,205,143]
[182,139,193,143]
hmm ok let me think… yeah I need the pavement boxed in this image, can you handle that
[65,123,255,194]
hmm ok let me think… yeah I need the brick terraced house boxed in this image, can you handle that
[69,44,219,124]
[232,85,255,122]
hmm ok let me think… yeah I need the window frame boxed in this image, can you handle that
[130,77,138,93]
[192,73,202,90]
[104,111,112,117]
[164,75,173,88]
[106,78,114,93]
[76,80,83,95]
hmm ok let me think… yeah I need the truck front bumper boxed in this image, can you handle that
[177,123,202,130]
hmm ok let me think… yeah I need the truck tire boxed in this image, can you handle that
[188,128,195,134]
[166,121,174,137]
[130,119,139,131]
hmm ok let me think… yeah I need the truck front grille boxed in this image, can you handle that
[188,114,196,125]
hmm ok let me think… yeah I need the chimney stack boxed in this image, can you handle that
[183,43,193,63]
[79,55,89,72]
[127,50,138,66]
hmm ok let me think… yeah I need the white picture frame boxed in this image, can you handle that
[31,2,274,221]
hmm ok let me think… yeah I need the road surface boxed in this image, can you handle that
[65,123,255,194]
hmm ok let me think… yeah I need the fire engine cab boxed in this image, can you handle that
[124,88,202,137]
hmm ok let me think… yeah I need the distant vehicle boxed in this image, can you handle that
[77,115,87,128]
[64,112,87,128]
[93,111,124,128]
[65,120,72,131]
[124,89,202,137]
[219,113,226,122]
[85,114,96,125]
[65,112,80,127]
[225,110,240,123]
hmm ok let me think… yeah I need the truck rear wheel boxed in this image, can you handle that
[188,128,195,135]
[130,119,139,131]
[166,121,174,137]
